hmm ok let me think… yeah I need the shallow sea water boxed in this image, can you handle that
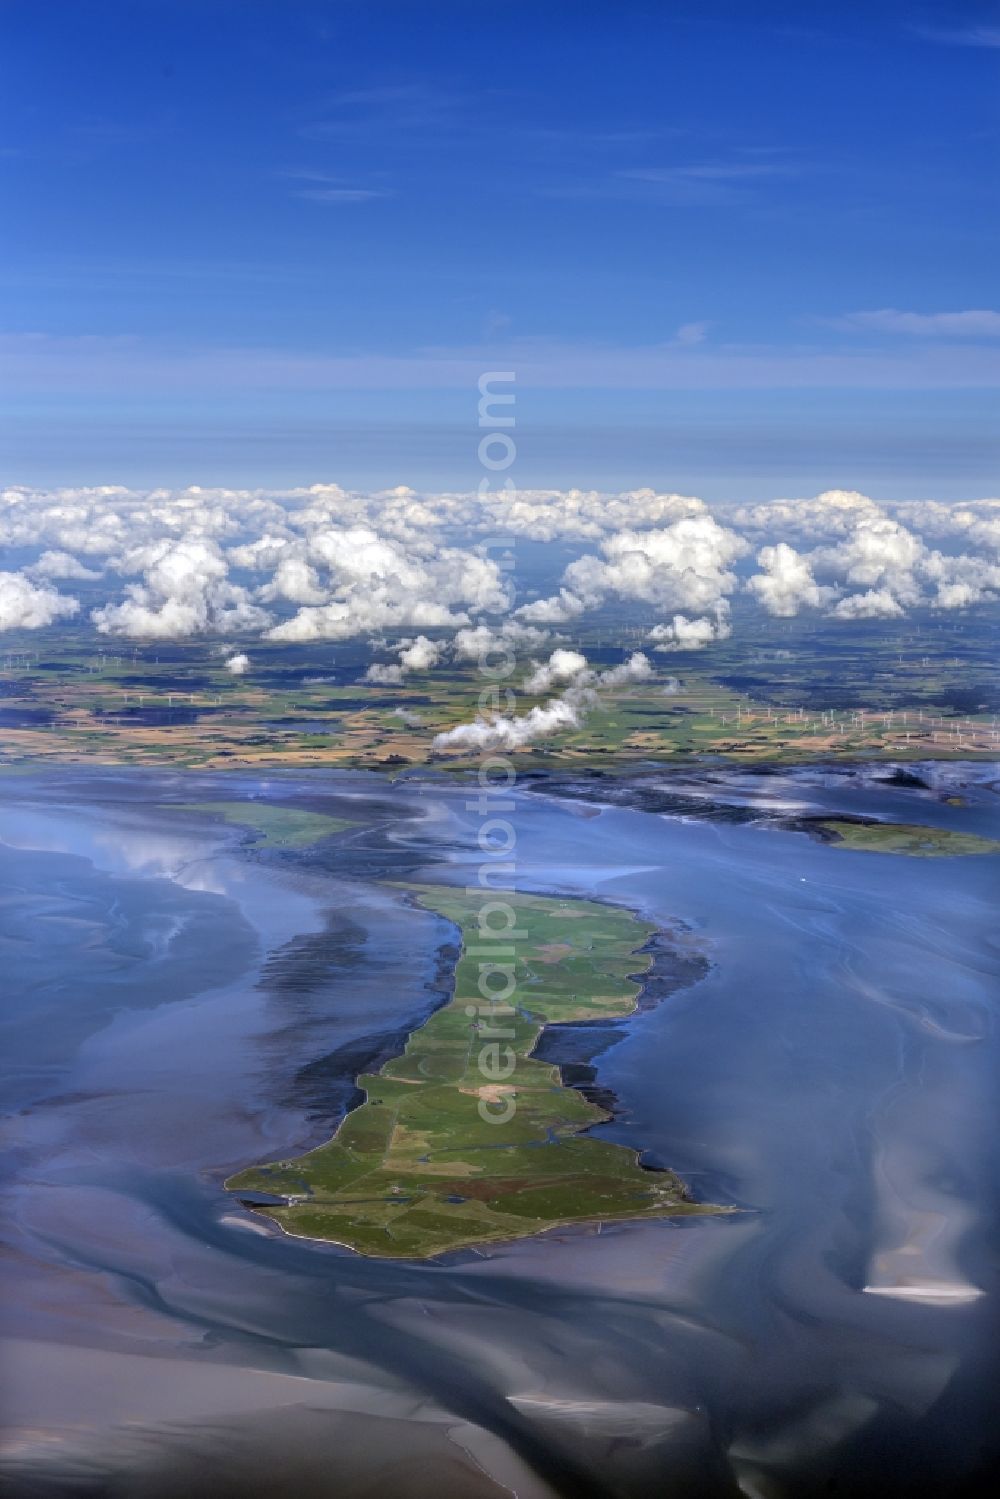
[0,764,998,1498]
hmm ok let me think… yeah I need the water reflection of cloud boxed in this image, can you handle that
[92,830,225,885]
[0,803,238,894]
[866,1107,986,1309]
[0,805,217,879]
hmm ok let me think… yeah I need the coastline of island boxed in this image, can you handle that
[226,883,728,1258]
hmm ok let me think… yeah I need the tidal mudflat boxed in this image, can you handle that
[1,763,998,1498]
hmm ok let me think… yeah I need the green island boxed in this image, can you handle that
[226,883,719,1258]
[819,820,1000,858]
[175,800,354,847]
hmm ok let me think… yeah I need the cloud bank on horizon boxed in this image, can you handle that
[1,483,999,649]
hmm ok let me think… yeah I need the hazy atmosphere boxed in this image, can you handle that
[3,1,1000,493]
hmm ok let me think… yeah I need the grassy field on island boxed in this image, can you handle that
[176,801,354,847]
[226,884,717,1258]
[819,821,1000,858]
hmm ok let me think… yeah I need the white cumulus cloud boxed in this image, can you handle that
[92,537,270,639]
[831,589,905,619]
[363,633,443,683]
[363,662,405,685]
[747,543,829,617]
[0,571,80,630]
[523,648,590,694]
[27,550,102,581]
[432,651,653,755]
[647,609,731,650]
[398,635,442,671]
[563,516,747,618]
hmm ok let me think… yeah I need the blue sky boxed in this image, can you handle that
[3,0,999,497]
